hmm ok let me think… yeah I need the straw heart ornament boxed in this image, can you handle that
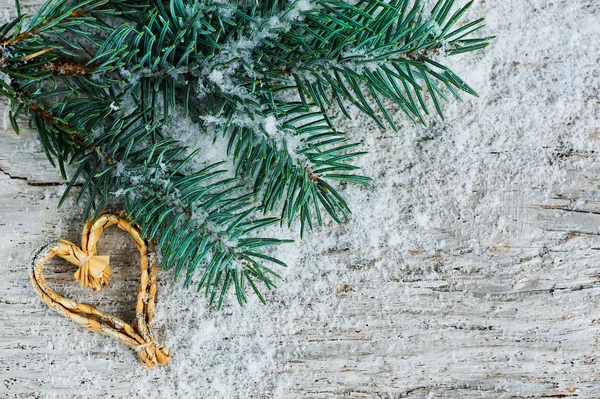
[29,211,171,369]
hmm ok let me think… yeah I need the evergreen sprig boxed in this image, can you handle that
[2,0,491,307]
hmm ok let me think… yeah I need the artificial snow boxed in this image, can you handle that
[2,0,600,398]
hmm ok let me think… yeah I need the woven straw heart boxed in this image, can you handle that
[29,211,170,369]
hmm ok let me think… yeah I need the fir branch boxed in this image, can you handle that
[0,0,492,307]
[10,78,291,307]
[0,7,84,47]
[263,0,494,127]
[92,0,372,232]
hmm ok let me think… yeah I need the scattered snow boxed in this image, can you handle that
[262,115,278,136]
[207,69,224,86]
[0,71,10,85]
[4,1,600,398]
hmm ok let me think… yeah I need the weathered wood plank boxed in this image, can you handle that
[1,0,600,398]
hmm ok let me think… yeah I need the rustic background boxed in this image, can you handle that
[1,0,600,398]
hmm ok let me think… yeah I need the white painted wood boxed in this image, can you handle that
[1,1,600,398]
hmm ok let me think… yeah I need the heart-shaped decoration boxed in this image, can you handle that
[29,211,171,370]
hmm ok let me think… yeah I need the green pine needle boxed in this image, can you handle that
[1,0,492,307]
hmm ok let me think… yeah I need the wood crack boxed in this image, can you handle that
[0,166,27,181]
[540,206,600,216]
[0,165,78,187]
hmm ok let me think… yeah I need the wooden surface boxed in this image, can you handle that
[2,1,600,398]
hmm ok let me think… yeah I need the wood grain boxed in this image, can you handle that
[1,0,600,398]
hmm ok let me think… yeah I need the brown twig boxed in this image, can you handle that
[305,164,328,192]
[0,7,88,65]
[405,44,443,61]
[1,9,85,47]
[20,47,53,62]
[25,100,114,163]
[43,61,93,75]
